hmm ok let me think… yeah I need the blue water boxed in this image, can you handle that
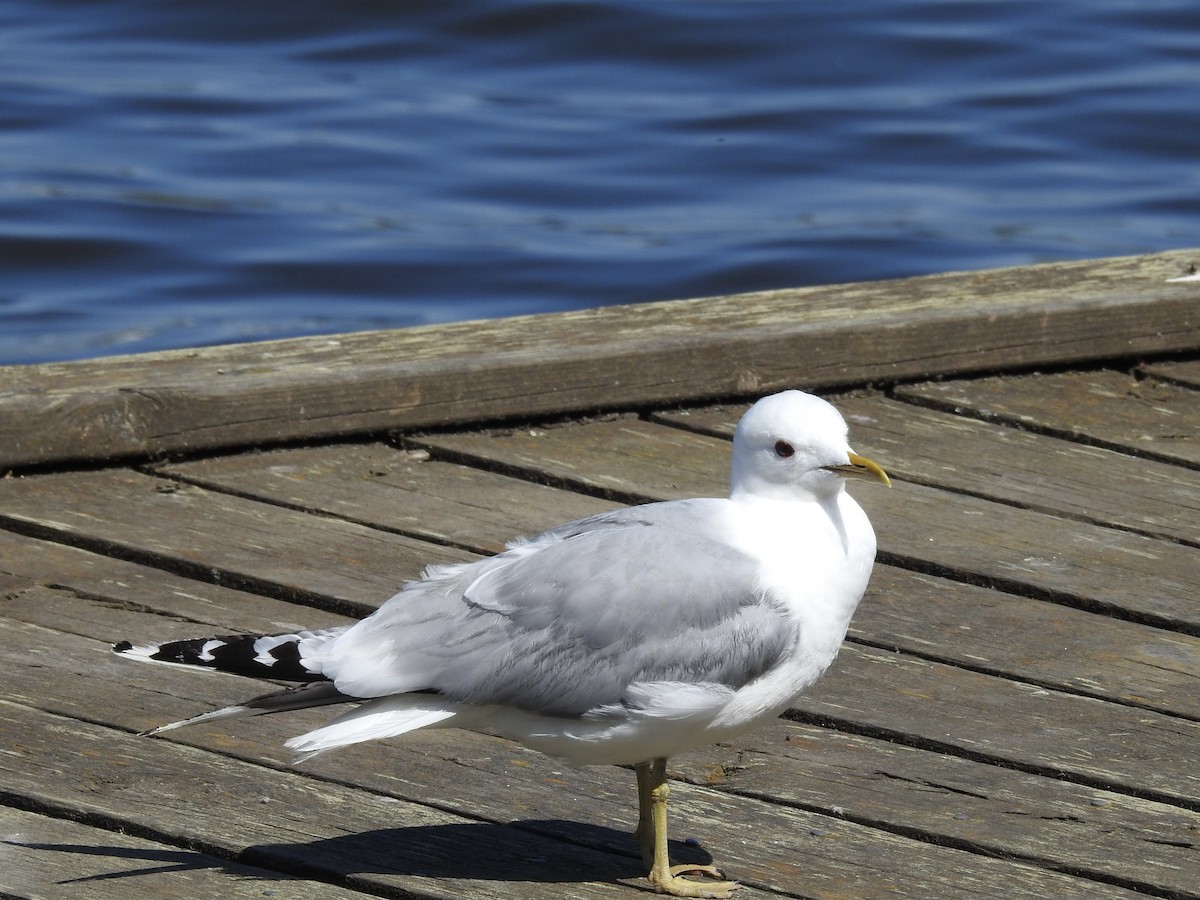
[2,1,1198,365]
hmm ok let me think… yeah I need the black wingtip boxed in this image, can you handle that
[113,640,133,653]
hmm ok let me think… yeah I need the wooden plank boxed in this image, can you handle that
[6,503,1197,769]
[2,386,1195,898]
[654,394,1200,546]
[2,436,1190,796]
[0,618,1167,900]
[0,702,656,900]
[791,643,1200,805]
[4,463,1194,720]
[2,249,1199,470]
[857,567,1200,720]
[1144,357,1200,388]
[1,616,691,897]
[415,417,715,502]
[0,806,375,900]
[7,574,1197,816]
[11,525,1200,892]
[672,721,1200,900]
[416,418,1200,630]
[144,441,1200,721]
[7,514,1193,728]
[157,442,620,555]
[894,368,1200,466]
[0,468,477,616]
[0,529,355,637]
[1,583,351,661]
[6,705,1149,900]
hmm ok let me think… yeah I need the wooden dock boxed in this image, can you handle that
[1,249,1197,899]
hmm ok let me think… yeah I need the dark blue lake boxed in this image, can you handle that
[3,0,1198,365]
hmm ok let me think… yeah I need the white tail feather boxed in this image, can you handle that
[286,697,459,760]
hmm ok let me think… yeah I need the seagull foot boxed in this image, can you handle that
[649,864,740,898]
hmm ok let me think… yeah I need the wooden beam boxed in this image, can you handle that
[2,249,1198,468]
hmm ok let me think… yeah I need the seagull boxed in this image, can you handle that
[114,390,889,898]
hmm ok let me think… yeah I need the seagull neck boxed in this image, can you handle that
[729,479,844,504]
[727,484,854,555]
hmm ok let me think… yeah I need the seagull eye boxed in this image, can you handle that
[774,440,795,458]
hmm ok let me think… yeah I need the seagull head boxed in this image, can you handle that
[729,390,890,502]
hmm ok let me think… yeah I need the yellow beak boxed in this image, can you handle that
[828,452,891,487]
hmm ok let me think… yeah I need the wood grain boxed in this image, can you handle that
[2,249,1198,469]
[0,613,1174,900]
[157,442,620,554]
[1145,357,1200,388]
[417,418,1200,630]
[794,643,1200,805]
[0,468,477,615]
[856,566,1200,720]
[129,445,1200,721]
[655,393,1200,546]
[894,369,1200,466]
[673,721,1200,899]
[0,806,371,900]
[0,701,652,900]
[3,292,1199,899]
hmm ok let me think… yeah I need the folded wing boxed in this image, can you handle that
[313,501,796,719]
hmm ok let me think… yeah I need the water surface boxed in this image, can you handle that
[2,0,1198,364]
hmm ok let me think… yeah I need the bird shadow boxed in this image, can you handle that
[9,820,716,888]
[246,820,716,883]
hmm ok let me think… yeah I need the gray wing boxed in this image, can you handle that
[316,500,795,717]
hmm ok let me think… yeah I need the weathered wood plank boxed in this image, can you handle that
[5,474,1195,722]
[0,619,1167,900]
[0,529,354,637]
[895,368,1200,466]
[5,502,1196,731]
[2,249,1198,469]
[1145,357,1200,388]
[8,702,1149,900]
[157,442,620,554]
[0,468,477,615]
[0,702,658,900]
[672,721,1200,900]
[7,576,1197,816]
[144,442,1200,720]
[0,583,350,661]
[7,599,1196,897]
[654,394,1200,546]
[8,537,1194,743]
[793,643,1200,805]
[416,418,1200,630]
[416,417,727,502]
[3,354,1197,899]
[0,806,376,900]
[7,444,1190,801]
[400,721,1200,900]
[857,567,1200,720]
[861,482,1197,630]
[0,806,374,900]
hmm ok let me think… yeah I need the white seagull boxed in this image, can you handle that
[115,390,889,898]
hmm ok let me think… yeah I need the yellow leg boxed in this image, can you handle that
[634,758,739,898]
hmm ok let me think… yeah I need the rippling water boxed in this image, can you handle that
[2,0,1198,364]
